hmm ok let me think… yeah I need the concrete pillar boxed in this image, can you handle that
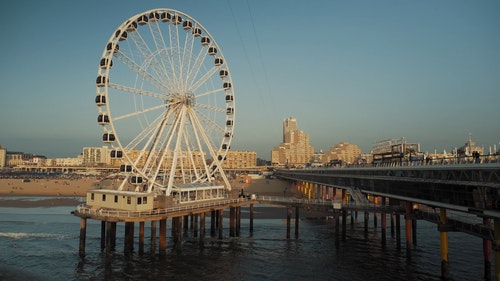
[105,221,115,254]
[286,207,291,239]
[405,202,412,259]
[250,204,254,235]
[124,222,134,254]
[439,209,449,280]
[200,212,206,238]
[412,215,418,246]
[334,211,340,247]
[218,209,224,239]
[390,212,395,238]
[364,212,369,232]
[100,221,105,251]
[211,210,216,237]
[159,219,167,252]
[342,210,347,240]
[381,197,387,246]
[150,220,157,254]
[111,222,116,251]
[396,213,401,250]
[139,221,145,254]
[295,206,300,238]
[79,218,87,258]
[494,218,500,280]
[236,207,241,236]
[483,217,492,281]
[230,207,236,237]
[193,214,198,238]
[183,215,189,237]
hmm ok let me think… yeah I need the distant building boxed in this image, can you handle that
[371,138,420,164]
[271,117,314,166]
[6,151,25,167]
[457,134,484,156]
[323,142,362,165]
[221,151,257,169]
[82,146,110,166]
[0,145,6,169]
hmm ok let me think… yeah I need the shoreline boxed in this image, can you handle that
[0,178,298,208]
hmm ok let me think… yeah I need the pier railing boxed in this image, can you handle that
[75,198,248,219]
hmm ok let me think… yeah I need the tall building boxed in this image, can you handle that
[283,117,297,143]
[272,117,314,166]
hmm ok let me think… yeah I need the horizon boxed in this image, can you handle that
[1,1,499,160]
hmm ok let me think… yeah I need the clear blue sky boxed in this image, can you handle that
[1,0,499,160]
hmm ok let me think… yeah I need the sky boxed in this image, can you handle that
[1,0,499,160]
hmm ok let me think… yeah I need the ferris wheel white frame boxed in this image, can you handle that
[95,8,235,196]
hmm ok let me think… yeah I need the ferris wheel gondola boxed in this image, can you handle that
[95,9,235,196]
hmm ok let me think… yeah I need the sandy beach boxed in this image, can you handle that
[0,177,297,208]
[0,177,99,207]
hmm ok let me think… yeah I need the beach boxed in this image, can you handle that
[0,177,101,207]
[0,177,296,207]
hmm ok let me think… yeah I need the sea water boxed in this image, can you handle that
[0,203,491,280]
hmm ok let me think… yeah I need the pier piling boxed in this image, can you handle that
[79,218,87,258]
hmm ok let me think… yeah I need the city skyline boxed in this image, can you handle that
[1,1,499,160]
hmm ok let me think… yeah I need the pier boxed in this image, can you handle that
[72,160,500,280]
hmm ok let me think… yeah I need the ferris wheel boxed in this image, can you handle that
[95,9,235,196]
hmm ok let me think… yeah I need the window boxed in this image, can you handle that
[143,197,147,204]
[91,193,94,200]
[127,197,131,204]
[114,195,118,203]
[102,194,106,201]
[137,197,142,205]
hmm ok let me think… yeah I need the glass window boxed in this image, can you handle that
[127,197,131,204]
[102,194,106,201]
[137,197,142,205]
[143,197,147,204]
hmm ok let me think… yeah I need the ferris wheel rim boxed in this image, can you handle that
[95,8,235,194]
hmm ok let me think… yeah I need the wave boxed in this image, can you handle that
[0,232,72,240]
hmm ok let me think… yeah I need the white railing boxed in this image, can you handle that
[257,196,339,206]
[76,198,246,218]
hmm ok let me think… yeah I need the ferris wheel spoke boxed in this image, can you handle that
[126,28,173,90]
[186,109,214,178]
[194,106,226,133]
[141,112,173,176]
[189,110,223,167]
[108,83,168,100]
[165,106,189,195]
[189,67,218,93]
[195,87,225,100]
[113,103,166,122]
[180,129,203,180]
[122,113,165,150]
[165,24,182,93]
[114,51,173,93]
[148,21,171,77]
[195,103,226,113]
[179,26,196,91]
[185,44,209,90]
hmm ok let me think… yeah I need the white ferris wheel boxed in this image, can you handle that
[95,9,235,196]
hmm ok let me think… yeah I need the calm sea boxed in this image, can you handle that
[0,200,492,281]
